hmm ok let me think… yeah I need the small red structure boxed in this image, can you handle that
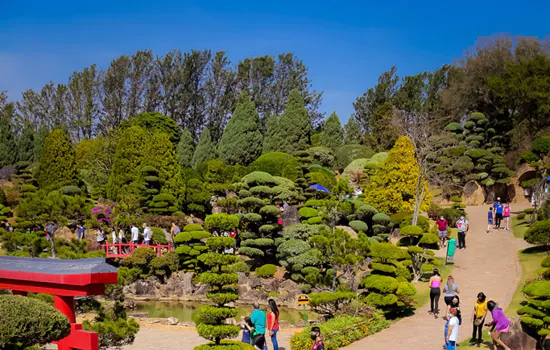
[101,242,172,258]
[0,256,118,350]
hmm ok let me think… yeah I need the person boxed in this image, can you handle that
[494,198,504,229]
[5,223,14,232]
[111,228,118,244]
[456,215,469,250]
[470,292,488,346]
[503,203,511,230]
[252,333,266,350]
[310,326,324,350]
[96,227,106,245]
[131,224,140,244]
[485,300,511,350]
[250,303,266,345]
[443,275,460,306]
[170,222,180,243]
[443,313,450,349]
[446,308,460,350]
[77,224,85,240]
[436,216,449,248]
[239,316,254,344]
[487,207,493,233]
[429,269,442,317]
[45,222,56,241]
[118,228,125,243]
[446,295,462,325]
[143,223,152,245]
[267,299,280,350]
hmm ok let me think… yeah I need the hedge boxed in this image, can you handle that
[298,207,319,218]
[400,225,423,236]
[204,214,240,232]
[289,314,390,350]
[184,223,203,232]
[194,340,255,350]
[0,295,71,348]
[255,264,278,278]
[349,220,368,233]
[361,275,399,294]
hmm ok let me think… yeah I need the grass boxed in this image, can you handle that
[512,215,532,239]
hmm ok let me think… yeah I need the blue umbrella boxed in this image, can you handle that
[309,184,331,193]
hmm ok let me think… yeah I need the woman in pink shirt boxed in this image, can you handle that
[503,204,511,231]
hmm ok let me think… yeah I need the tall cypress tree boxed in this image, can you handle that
[191,127,215,169]
[0,102,17,167]
[344,115,363,145]
[107,125,148,200]
[36,129,80,190]
[320,112,344,150]
[278,89,312,153]
[218,91,262,165]
[262,114,280,153]
[176,128,195,169]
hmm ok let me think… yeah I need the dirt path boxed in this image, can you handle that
[342,205,530,350]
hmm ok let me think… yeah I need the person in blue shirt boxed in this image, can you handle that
[494,198,504,229]
[487,207,493,233]
[250,303,266,349]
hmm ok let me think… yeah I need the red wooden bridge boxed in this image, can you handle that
[100,243,173,258]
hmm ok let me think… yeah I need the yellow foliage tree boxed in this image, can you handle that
[363,136,430,213]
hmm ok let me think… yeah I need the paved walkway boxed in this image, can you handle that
[342,205,530,350]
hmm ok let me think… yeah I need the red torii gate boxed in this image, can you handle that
[0,256,118,350]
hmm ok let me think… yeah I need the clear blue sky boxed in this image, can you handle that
[1,0,548,121]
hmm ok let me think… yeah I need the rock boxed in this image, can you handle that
[55,226,75,242]
[238,283,251,295]
[195,284,211,295]
[124,299,136,310]
[135,276,161,297]
[167,317,179,325]
[500,319,537,350]
[248,276,262,289]
[336,225,357,238]
[128,312,148,318]
[261,278,279,292]
[462,181,486,205]
[279,279,301,294]
[162,272,194,296]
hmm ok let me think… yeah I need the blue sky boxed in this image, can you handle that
[1,0,549,121]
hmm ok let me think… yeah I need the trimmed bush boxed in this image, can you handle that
[525,220,550,247]
[249,153,302,181]
[307,217,323,225]
[400,225,424,236]
[349,220,368,233]
[532,137,550,156]
[372,213,391,226]
[204,214,240,232]
[194,340,255,350]
[298,207,319,218]
[399,215,429,232]
[0,295,71,348]
[184,223,204,232]
[361,275,399,294]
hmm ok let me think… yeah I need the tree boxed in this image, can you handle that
[524,220,550,248]
[277,89,312,153]
[218,91,262,165]
[0,295,71,348]
[176,128,195,169]
[107,125,148,201]
[191,127,216,169]
[0,98,17,167]
[344,116,363,145]
[36,129,80,191]
[364,136,431,214]
[75,136,116,197]
[320,112,344,150]
[121,112,180,144]
[262,114,280,153]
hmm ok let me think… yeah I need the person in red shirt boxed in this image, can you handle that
[436,216,449,248]
[267,299,280,350]
[310,326,324,350]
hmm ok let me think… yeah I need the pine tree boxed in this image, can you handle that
[107,125,148,201]
[0,102,17,167]
[144,132,185,205]
[176,128,195,169]
[262,114,280,153]
[278,89,312,153]
[364,136,430,213]
[191,127,215,169]
[16,122,36,163]
[344,115,363,145]
[36,129,80,191]
[218,91,262,165]
[320,112,344,150]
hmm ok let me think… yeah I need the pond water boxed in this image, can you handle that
[133,301,318,325]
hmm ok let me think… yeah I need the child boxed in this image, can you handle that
[239,317,253,344]
[487,207,493,233]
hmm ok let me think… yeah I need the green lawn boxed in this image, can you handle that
[512,215,531,239]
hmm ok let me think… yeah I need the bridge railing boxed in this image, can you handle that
[100,243,172,258]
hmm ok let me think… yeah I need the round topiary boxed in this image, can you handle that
[259,205,280,218]
[307,217,323,225]
[400,225,424,236]
[419,233,439,247]
[255,264,278,278]
[372,213,391,226]
[364,292,398,307]
[444,122,464,133]
[396,281,416,297]
[184,223,203,232]
[349,220,368,233]
[298,207,319,218]
[361,274,399,294]
[194,340,255,350]
[0,295,71,348]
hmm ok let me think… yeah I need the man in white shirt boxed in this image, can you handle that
[131,225,139,244]
[143,223,152,245]
[446,308,459,350]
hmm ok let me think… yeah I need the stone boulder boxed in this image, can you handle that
[500,319,537,350]
[462,181,486,205]
[55,226,75,242]
[134,276,162,297]
[167,317,179,325]
[162,272,194,296]
[336,225,357,238]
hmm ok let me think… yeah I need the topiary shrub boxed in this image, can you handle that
[184,223,204,232]
[249,153,302,181]
[307,217,323,225]
[372,213,391,227]
[308,292,356,317]
[349,220,368,233]
[60,185,83,196]
[390,212,409,226]
[532,137,550,156]
[204,214,240,232]
[0,295,71,348]
[194,340,255,350]
[399,225,424,236]
[525,220,550,248]
[255,264,277,278]
[399,215,429,232]
[418,233,439,249]
[298,207,319,218]
[444,122,464,133]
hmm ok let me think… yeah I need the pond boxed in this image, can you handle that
[133,301,319,326]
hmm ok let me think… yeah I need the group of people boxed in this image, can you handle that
[92,223,154,247]
[435,215,470,250]
[429,271,512,350]
[487,197,511,232]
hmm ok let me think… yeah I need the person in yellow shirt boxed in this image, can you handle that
[470,292,488,346]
